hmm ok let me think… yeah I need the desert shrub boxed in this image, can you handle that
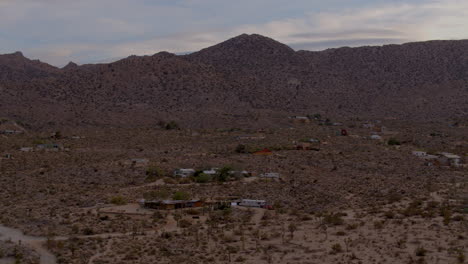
[146,166,164,180]
[387,138,401,145]
[215,166,232,182]
[165,121,179,130]
[384,211,395,219]
[336,231,346,236]
[172,191,190,200]
[323,213,344,226]
[374,221,384,229]
[415,246,427,256]
[331,243,342,254]
[110,196,127,205]
[457,250,465,263]
[179,219,192,228]
[82,227,94,235]
[144,189,170,200]
[195,173,212,183]
[235,144,247,153]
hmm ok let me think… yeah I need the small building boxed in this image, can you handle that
[236,199,267,208]
[289,116,310,124]
[130,158,149,167]
[412,151,427,157]
[0,130,23,135]
[36,143,63,151]
[229,170,251,177]
[174,168,196,178]
[370,135,382,140]
[140,199,204,210]
[20,147,33,152]
[203,168,219,175]
[309,138,320,143]
[235,135,265,140]
[253,148,273,155]
[437,152,462,167]
[260,172,280,179]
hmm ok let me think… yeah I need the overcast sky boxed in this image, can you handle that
[1,0,467,66]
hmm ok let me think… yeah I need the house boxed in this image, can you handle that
[235,135,265,140]
[253,148,273,155]
[260,172,280,179]
[412,151,427,157]
[437,152,462,167]
[235,199,268,208]
[173,168,196,178]
[203,168,219,175]
[309,138,320,143]
[289,116,310,124]
[20,147,33,152]
[370,135,382,140]
[229,170,251,177]
[36,143,63,151]
[0,130,23,135]
[140,199,204,210]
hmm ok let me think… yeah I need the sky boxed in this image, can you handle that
[1,0,467,66]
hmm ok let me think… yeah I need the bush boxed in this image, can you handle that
[172,191,190,200]
[144,190,170,200]
[215,166,232,182]
[165,121,179,130]
[323,213,344,226]
[331,243,342,254]
[146,166,164,179]
[195,173,212,183]
[387,138,401,146]
[235,144,247,153]
[415,246,427,257]
[110,196,127,205]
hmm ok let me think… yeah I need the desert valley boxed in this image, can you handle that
[0,34,467,264]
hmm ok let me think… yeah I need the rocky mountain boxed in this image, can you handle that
[0,34,467,129]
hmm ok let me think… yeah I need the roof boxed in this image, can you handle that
[439,152,461,159]
[144,199,201,205]
[253,148,273,154]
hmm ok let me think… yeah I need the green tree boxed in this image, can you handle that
[216,166,232,182]
[172,191,190,200]
[195,173,212,183]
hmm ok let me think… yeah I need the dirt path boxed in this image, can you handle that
[0,225,56,264]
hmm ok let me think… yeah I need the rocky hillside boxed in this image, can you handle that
[0,34,467,129]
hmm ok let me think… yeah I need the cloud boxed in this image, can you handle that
[2,0,468,66]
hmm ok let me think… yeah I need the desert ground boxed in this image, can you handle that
[0,118,466,264]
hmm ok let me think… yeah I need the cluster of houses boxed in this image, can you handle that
[412,151,464,167]
[173,167,280,179]
[19,143,64,152]
[139,198,272,211]
[0,130,24,135]
[173,168,251,178]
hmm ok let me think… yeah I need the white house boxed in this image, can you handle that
[173,168,196,178]
[412,151,427,157]
[438,152,462,167]
[203,168,219,175]
[260,172,281,179]
[237,199,267,208]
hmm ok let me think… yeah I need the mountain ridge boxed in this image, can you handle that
[1,34,467,129]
